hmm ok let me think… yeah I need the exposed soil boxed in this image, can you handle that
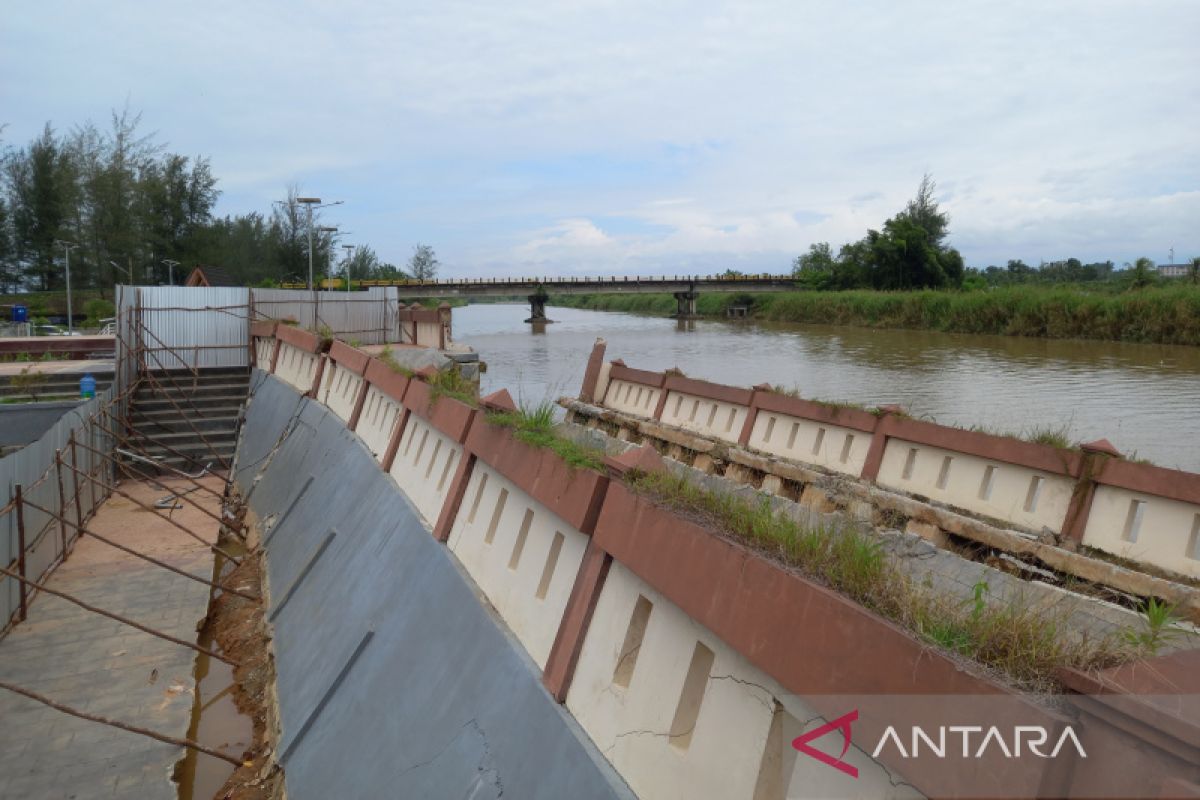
[207,509,283,800]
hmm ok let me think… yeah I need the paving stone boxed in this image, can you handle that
[0,477,219,798]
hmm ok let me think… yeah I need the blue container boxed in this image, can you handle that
[80,374,96,399]
[12,305,27,322]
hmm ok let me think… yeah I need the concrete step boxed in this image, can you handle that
[131,395,247,415]
[135,381,249,400]
[130,414,240,434]
[142,367,249,382]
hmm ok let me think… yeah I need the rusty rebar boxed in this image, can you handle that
[19,497,257,602]
[54,450,68,557]
[70,434,230,530]
[0,564,237,666]
[14,485,27,622]
[0,680,244,766]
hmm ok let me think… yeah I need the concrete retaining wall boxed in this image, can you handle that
[581,340,1200,580]
[235,373,633,800]
[236,335,1200,799]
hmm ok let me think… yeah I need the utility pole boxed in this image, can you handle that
[162,259,180,286]
[342,244,355,293]
[55,240,79,334]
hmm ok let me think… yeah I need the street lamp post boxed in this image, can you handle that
[55,240,79,334]
[342,244,355,293]
[296,198,322,290]
[162,259,180,285]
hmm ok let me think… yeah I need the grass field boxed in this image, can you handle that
[552,284,1200,344]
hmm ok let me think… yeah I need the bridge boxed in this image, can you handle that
[281,273,797,322]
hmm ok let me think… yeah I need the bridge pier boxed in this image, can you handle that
[672,290,698,319]
[525,290,553,324]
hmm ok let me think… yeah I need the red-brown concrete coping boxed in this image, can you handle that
[275,324,323,353]
[1057,650,1200,798]
[592,482,1062,797]
[663,374,754,406]
[396,306,442,323]
[249,320,278,339]
[480,388,517,412]
[402,378,476,442]
[752,391,880,433]
[1093,458,1200,506]
[364,358,411,403]
[1060,650,1200,748]
[603,444,665,479]
[608,363,665,388]
[466,420,609,533]
[578,339,607,403]
[328,340,370,375]
[877,414,1083,477]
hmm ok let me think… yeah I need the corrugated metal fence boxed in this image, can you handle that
[117,286,401,373]
[0,386,117,632]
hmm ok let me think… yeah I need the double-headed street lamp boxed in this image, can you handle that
[295,197,344,290]
[54,240,79,334]
[162,259,180,285]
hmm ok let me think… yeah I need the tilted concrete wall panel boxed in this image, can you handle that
[253,335,276,367]
[1083,485,1200,578]
[876,437,1074,533]
[660,391,748,442]
[235,373,634,800]
[275,342,321,394]
[318,362,364,424]
[355,385,404,462]
[566,561,919,800]
[389,413,462,524]
[446,463,590,668]
[749,412,869,476]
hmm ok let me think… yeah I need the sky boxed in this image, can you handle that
[2,0,1198,276]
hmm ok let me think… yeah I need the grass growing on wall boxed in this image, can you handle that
[552,285,1200,344]
[487,401,606,471]
[625,469,1150,692]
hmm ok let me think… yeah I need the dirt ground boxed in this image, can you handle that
[208,503,283,800]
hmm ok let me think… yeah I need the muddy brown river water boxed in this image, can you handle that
[456,303,1200,472]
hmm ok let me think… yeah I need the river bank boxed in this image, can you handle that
[550,285,1200,344]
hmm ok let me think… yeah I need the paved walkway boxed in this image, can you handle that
[0,477,221,799]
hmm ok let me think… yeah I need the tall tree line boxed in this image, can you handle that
[0,109,423,294]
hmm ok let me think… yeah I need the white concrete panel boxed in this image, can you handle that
[275,343,320,395]
[388,414,462,525]
[1083,486,1200,579]
[356,386,403,462]
[876,438,1074,533]
[750,413,868,477]
[602,379,660,419]
[659,391,747,443]
[566,563,922,800]
[445,465,589,668]
[254,337,275,367]
[319,363,364,424]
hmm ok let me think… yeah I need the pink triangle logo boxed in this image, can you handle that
[791,710,859,779]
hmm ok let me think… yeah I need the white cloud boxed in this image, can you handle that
[2,0,1197,273]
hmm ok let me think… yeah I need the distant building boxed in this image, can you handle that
[184,265,240,287]
[1157,263,1193,278]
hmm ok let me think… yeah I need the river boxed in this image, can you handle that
[454,303,1200,472]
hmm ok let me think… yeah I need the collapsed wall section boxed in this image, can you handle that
[235,372,633,800]
[239,329,1200,800]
